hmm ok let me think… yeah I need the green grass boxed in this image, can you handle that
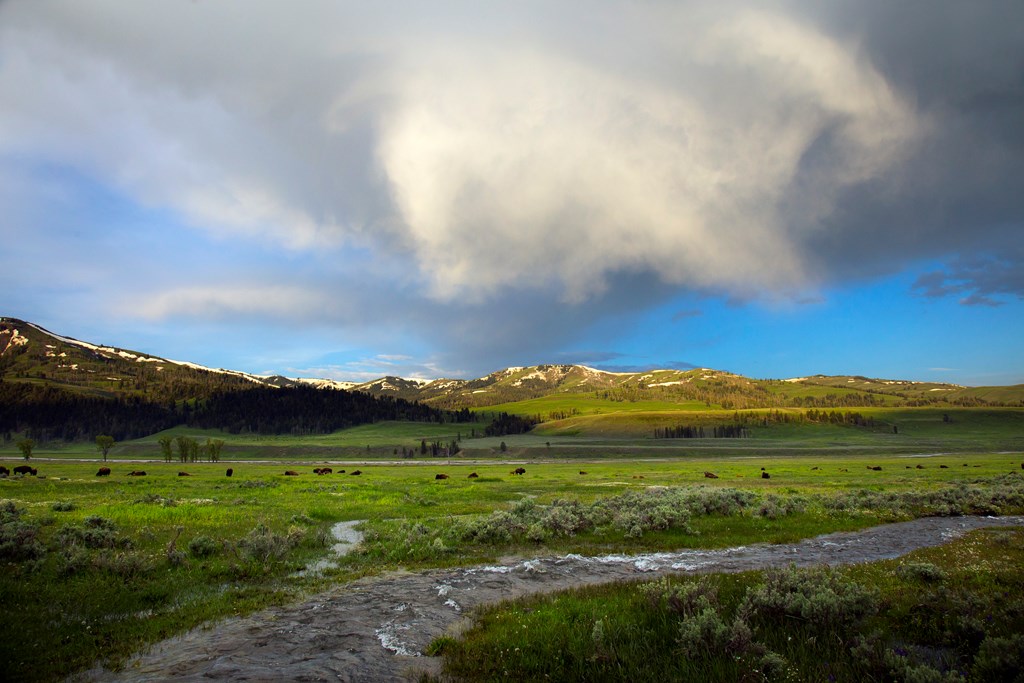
[1,408,1023,682]
[0,421,473,460]
[430,527,1024,682]
[482,393,715,418]
[2,407,1021,461]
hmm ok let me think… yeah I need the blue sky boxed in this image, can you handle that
[1,1,1022,386]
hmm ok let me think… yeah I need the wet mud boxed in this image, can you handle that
[82,515,1023,682]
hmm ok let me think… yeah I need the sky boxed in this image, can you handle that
[1,1,1022,386]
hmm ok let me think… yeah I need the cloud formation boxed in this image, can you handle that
[1,1,1022,376]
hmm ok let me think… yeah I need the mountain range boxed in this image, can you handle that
[2,317,1021,411]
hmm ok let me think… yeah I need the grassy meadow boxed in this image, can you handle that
[429,527,1024,682]
[1,407,1023,681]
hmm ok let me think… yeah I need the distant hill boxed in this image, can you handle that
[2,317,1021,434]
[0,318,466,441]
[351,365,1024,411]
[0,317,275,401]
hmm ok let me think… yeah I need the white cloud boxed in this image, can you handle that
[1,1,1021,378]
[374,12,917,302]
[0,2,918,305]
[126,285,339,321]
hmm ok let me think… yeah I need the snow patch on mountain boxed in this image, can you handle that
[295,378,358,391]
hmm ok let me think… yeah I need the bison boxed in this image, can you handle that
[226,468,233,477]
[178,471,191,476]
[467,472,479,479]
[435,473,449,480]
[14,465,33,475]
[867,466,882,471]
[940,465,948,469]
[350,470,362,476]
[916,464,925,469]
[337,469,346,474]
[96,467,111,476]
[579,471,588,475]
[127,470,146,476]
[316,467,333,475]
[284,470,299,476]
[511,467,526,475]
[761,472,771,479]
[704,471,718,479]
[0,466,8,476]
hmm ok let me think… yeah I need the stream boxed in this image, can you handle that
[80,515,1024,683]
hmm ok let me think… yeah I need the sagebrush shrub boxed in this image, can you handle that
[0,502,45,563]
[739,565,877,633]
[896,562,947,583]
[188,535,220,558]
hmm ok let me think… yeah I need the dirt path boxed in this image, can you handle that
[81,515,1024,683]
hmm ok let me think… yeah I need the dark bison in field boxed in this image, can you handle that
[13,465,34,475]
[579,471,588,475]
[867,466,882,471]
[127,471,146,476]
[435,473,449,480]
[226,468,233,477]
[284,471,299,476]
[761,472,771,479]
[96,467,111,476]
[510,467,526,475]
[467,472,479,479]
[704,471,718,479]
[313,467,333,475]
[350,470,362,476]
[178,471,191,476]
[0,466,8,476]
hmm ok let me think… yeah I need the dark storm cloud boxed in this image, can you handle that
[1,1,1021,377]
[913,251,1024,307]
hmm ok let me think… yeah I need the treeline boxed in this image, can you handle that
[653,425,750,439]
[728,409,873,427]
[0,381,474,442]
[413,439,462,458]
[483,412,538,436]
[0,381,178,441]
[188,386,473,435]
[786,393,885,408]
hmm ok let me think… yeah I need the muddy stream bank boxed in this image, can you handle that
[81,515,1024,683]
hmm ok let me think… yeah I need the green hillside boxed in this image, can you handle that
[0,317,260,402]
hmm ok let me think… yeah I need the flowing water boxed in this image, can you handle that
[80,515,1024,683]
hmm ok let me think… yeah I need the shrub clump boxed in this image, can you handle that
[58,515,132,550]
[51,501,75,512]
[237,523,304,563]
[0,500,46,563]
[971,633,1024,681]
[896,562,948,583]
[640,566,878,676]
[739,565,878,632]
[188,535,220,559]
